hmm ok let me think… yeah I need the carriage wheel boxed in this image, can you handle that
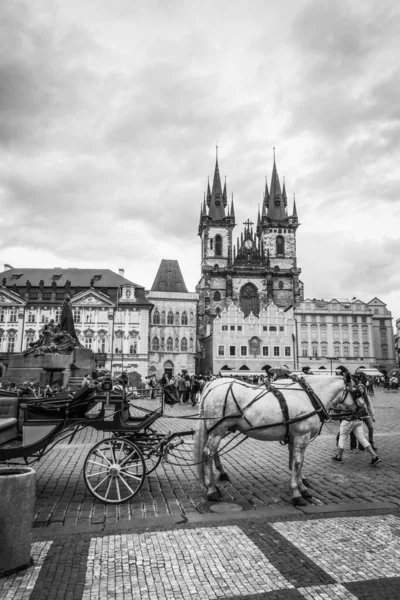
[140,445,162,474]
[84,437,145,504]
[124,431,164,475]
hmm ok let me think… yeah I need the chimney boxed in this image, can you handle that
[119,268,125,277]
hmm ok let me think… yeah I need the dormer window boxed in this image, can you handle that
[52,275,62,281]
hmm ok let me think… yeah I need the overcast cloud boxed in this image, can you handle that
[0,0,399,323]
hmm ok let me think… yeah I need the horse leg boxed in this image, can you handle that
[213,450,230,482]
[288,441,310,488]
[297,444,313,500]
[290,435,310,506]
[204,433,224,501]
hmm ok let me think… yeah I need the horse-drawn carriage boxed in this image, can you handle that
[0,380,194,504]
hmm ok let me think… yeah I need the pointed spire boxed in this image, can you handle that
[264,175,270,209]
[230,193,235,218]
[292,194,298,219]
[206,177,211,208]
[222,176,227,207]
[267,151,286,221]
[208,154,226,220]
[282,177,287,207]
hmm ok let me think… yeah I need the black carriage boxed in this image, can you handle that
[0,381,193,504]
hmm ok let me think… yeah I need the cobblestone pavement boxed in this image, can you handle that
[7,389,400,528]
[1,511,400,599]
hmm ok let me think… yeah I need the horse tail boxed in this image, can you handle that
[193,418,207,484]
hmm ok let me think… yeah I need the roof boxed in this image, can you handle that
[356,368,384,376]
[150,260,189,293]
[0,268,140,289]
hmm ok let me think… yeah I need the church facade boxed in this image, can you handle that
[196,154,303,374]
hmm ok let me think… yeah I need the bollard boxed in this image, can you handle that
[0,466,36,577]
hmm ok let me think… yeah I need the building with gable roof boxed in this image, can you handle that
[147,260,198,377]
[0,266,153,379]
[196,152,303,373]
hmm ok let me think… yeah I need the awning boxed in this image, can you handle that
[356,368,383,376]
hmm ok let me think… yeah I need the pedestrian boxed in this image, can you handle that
[149,374,157,399]
[332,374,381,466]
[190,376,200,406]
[177,374,187,403]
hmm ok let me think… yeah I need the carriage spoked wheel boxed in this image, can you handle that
[84,437,145,504]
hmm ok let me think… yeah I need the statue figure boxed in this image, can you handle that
[39,280,44,290]
[2,278,6,287]
[52,280,57,291]
[60,295,79,341]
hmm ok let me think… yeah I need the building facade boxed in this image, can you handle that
[196,153,303,373]
[147,260,198,377]
[294,297,396,372]
[0,267,153,379]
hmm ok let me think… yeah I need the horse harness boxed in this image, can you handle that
[206,375,332,444]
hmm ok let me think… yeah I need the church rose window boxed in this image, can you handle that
[240,282,259,317]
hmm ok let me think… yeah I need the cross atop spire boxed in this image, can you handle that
[243,219,254,230]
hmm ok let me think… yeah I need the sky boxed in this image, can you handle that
[0,0,399,322]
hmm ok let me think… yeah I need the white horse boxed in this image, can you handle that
[193,375,348,506]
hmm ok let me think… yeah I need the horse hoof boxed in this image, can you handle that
[292,496,308,507]
[207,490,222,502]
[301,490,313,500]
[302,478,311,487]
[218,473,230,482]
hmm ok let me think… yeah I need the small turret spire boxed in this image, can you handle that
[264,175,270,209]
[292,194,298,219]
[222,176,227,207]
[208,153,225,220]
[230,193,235,218]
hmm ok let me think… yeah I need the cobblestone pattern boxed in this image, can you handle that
[2,515,400,599]
[13,389,400,527]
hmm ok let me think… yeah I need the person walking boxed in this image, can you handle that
[177,374,187,403]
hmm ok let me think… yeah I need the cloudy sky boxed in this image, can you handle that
[1,0,399,320]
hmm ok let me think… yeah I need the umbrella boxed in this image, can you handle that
[388,368,400,378]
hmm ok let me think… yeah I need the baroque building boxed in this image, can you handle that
[0,267,153,379]
[196,153,303,373]
[147,260,198,377]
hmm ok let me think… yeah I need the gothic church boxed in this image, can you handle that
[196,153,304,373]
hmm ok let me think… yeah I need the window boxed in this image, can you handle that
[229,346,236,356]
[333,316,338,323]
[263,326,268,331]
[237,326,242,331]
[218,345,225,356]
[352,316,357,323]
[100,337,106,353]
[166,337,173,351]
[269,326,277,332]
[213,291,221,302]
[215,235,222,256]
[278,281,284,289]
[333,326,339,339]
[311,326,317,340]
[54,307,61,323]
[320,325,327,341]
[181,311,188,325]
[379,319,385,327]
[0,309,4,322]
[73,309,81,323]
[130,343,137,354]
[354,343,359,357]
[362,327,368,341]
[342,316,348,323]
[279,326,284,332]
[7,336,16,352]
[320,315,326,323]
[361,316,367,323]
[25,336,34,350]
[301,343,308,357]
[301,325,307,340]
[321,343,328,357]
[312,343,318,357]
[342,325,349,340]
[85,337,93,350]
[153,310,160,325]
[363,342,369,356]
[352,327,359,340]
[161,311,166,325]
[274,346,280,357]
[222,325,228,331]
[167,311,174,325]
[276,235,284,255]
[334,343,340,357]
[262,346,269,356]
[9,308,17,323]
[374,309,379,314]
[285,346,291,357]
[240,346,247,356]
[189,337,194,351]
[180,337,188,352]
[175,312,180,325]
[161,337,165,350]
[190,312,194,325]
[230,326,235,331]
[85,312,94,323]
[301,315,307,322]
[27,312,36,323]
[210,239,214,251]
[174,337,179,351]
[41,314,49,323]
[343,343,350,357]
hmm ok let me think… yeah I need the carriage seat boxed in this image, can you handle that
[0,397,19,444]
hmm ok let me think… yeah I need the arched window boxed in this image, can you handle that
[312,342,318,357]
[7,336,16,352]
[215,235,222,256]
[216,307,221,315]
[276,235,284,256]
[130,342,137,354]
[240,282,259,317]
[213,291,221,301]
[152,337,160,352]
[301,342,308,357]
[334,343,340,357]
[167,311,174,325]
[190,312,194,325]
[100,337,106,353]
[363,342,369,356]
[161,311,166,324]
[166,337,173,352]
[153,310,160,325]
[181,311,188,325]
[343,343,350,357]
[189,337,194,351]
[174,337,179,351]
[180,337,188,352]
[9,308,17,323]
[353,343,360,357]
[175,311,180,325]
